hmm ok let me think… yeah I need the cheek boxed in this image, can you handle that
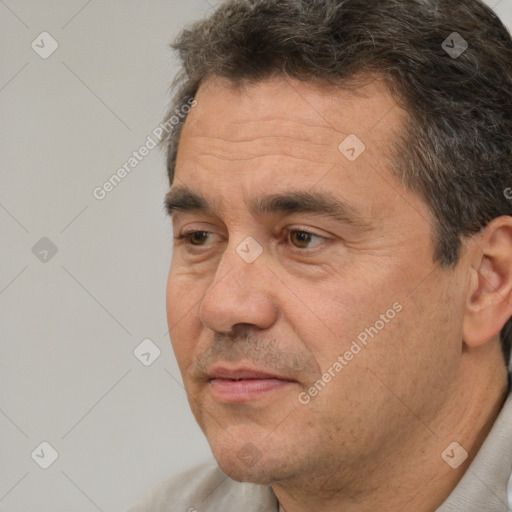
[166,265,206,323]
[166,268,203,371]
[166,268,180,325]
[303,272,399,357]
[402,270,463,349]
[357,276,463,408]
[287,266,421,409]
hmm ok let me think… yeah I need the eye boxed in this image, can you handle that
[287,229,326,249]
[175,231,215,246]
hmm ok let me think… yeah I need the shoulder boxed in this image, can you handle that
[126,459,278,512]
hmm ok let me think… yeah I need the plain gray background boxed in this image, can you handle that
[1,1,512,511]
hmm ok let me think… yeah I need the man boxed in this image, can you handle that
[129,0,512,510]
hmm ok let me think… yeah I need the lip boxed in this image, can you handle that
[208,366,290,381]
[207,365,296,403]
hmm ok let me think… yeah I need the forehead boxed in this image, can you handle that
[180,74,403,153]
[172,75,431,230]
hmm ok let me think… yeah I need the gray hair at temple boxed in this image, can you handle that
[161,0,512,363]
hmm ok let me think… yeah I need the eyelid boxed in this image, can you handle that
[174,229,222,246]
[284,225,329,238]
[174,223,222,240]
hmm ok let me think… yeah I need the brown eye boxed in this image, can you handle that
[187,231,210,246]
[175,231,213,246]
[288,230,325,249]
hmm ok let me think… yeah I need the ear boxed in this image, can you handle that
[463,216,512,348]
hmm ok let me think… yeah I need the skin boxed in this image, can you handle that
[166,75,512,511]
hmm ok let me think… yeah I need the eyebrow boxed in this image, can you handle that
[164,186,373,231]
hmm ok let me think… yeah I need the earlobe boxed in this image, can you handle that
[462,217,512,348]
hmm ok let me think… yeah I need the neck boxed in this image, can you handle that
[272,351,508,512]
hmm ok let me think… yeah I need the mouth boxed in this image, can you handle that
[207,366,297,403]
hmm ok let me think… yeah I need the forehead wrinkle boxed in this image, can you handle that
[188,114,343,144]
[195,152,337,165]
[184,134,339,165]
[187,134,333,147]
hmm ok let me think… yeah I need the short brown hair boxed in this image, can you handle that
[163,0,512,363]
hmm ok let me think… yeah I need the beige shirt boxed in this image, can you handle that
[128,392,512,511]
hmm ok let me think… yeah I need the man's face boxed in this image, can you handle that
[166,76,467,486]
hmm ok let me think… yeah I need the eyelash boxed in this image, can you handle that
[174,228,327,251]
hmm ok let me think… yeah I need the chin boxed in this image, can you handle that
[210,439,292,486]
[214,455,276,485]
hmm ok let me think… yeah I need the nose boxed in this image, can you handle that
[198,242,278,335]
